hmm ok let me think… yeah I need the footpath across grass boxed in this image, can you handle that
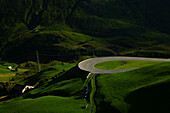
[95,60,163,70]
[95,62,170,113]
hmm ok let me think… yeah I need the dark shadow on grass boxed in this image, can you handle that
[95,75,121,113]
[24,65,88,98]
[95,93,121,113]
[47,65,88,86]
[125,81,170,113]
[97,101,121,113]
[0,96,9,102]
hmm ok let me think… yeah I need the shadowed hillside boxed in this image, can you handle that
[1,0,170,61]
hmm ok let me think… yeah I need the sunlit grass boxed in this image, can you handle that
[95,60,164,70]
[95,62,170,113]
[0,96,87,113]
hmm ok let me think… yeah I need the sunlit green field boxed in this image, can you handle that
[0,64,28,82]
[95,62,170,113]
[95,60,164,70]
[0,96,87,113]
[0,64,15,82]
[0,62,89,113]
[1,59,170,113]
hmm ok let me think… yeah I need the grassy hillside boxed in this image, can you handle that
[95,60,163,70]
[1,0,170,61]
[2,30,170,63]
[95,62,170,113]
[0,96,87,113]
[1,0,170,35]
[1,31,117,62]
[0,62,28,82]
[25,65,88,98]
[0,60,91,112]
[0,58,170,113]
[15,61,76,85]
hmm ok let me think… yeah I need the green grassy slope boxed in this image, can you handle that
[0,61,90,112]
[0,96,87,113]
[1,59,170,113]
[2,30,170,63]
[1,0,170,36]
[1,0,170,61]
[0,62,28,82]
[25,65,87,98]
[69,0,170,34]
[95,62,170,113]
[95,60,163,70]
[1,31,117,62]
[16,61,76,86]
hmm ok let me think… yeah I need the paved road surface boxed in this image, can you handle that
[78,56,170,74]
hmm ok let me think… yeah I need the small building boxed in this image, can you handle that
[22,85,34,93]
[10,84,34,97]
[7,66,12,70]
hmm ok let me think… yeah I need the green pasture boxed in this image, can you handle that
[95,60,164,70]
[17,61,76,85]
[0,63,28,82]
[0,64,15,82]
[1,59,170,113]
[95,62,170,113]
[0,96,87,113]
[25,64,87,98]
[0,62,89,113]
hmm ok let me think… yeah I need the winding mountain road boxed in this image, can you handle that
[78,56,170,74]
